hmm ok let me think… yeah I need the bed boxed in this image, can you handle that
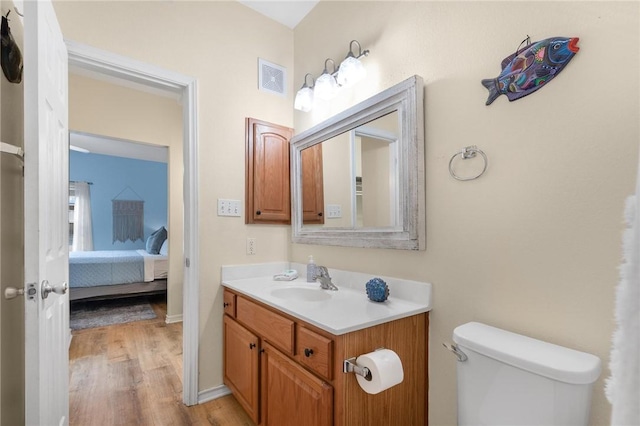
[69,249,168,301]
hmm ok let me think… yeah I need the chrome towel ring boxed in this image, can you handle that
[448,145,488,181]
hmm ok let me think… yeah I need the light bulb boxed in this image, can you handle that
[294,86,314,112]
[314,72,338,100]
[337,55,366,88]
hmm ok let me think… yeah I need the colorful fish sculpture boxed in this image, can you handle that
[481,36,579,105]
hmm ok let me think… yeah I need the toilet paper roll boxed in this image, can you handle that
[355,348,404,394]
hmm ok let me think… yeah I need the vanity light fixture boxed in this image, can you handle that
[294,39,370,112]
[314,58,339,101]
[294,73,315,112]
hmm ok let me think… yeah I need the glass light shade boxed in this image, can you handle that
[294,86,314,112]
[337,56,366,87]
[314,73,339,100]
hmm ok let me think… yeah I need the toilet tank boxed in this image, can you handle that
[452,322,601,426]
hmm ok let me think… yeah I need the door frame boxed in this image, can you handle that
[65,40,200,406]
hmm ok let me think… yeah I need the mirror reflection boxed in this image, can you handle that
[301,111,399,229]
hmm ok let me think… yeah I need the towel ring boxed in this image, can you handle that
[448,145,488,181]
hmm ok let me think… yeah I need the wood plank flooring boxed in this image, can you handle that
[69,295,255,426]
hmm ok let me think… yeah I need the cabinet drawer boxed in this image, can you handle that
[236,296,294,355]
[223,291,236,317]
[297,326,333,380]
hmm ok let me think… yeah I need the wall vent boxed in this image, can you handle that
[258,58,286,97]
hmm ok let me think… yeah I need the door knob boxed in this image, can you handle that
[41,280,68,299]
[4,283,37,300]
[5,287,24,299]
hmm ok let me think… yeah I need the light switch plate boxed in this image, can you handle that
[326,204,342,218]
[217,199,242,217]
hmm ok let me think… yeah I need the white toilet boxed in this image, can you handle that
[452,322,602,426]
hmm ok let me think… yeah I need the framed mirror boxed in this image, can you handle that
[291,75,425,250]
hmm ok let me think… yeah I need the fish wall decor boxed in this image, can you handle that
[481,36,579,105]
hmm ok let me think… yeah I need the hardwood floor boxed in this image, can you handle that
[69,295,255,425]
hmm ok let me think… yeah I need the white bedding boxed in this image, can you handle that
[136,249,169,281]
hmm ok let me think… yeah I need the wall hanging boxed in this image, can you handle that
[112,186,144,243]
[481,35,579,105]
[1,10,23,84]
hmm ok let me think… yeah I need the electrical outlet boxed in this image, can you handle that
[326,204,342,218]
[217,199,242,217]
[246,237,256,255]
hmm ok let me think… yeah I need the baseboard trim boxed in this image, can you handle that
[198,384,231,404]
[165,313,183,324]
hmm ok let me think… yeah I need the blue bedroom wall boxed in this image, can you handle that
[70,151,168,251]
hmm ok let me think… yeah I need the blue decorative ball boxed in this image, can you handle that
[365,278,389,302]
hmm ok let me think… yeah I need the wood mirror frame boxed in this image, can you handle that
[290,75,425,250]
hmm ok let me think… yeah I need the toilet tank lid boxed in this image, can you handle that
[452,322,602,385]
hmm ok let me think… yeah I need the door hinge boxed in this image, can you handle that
[185,257,190,268]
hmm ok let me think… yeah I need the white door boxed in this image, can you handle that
[23,0,70,424]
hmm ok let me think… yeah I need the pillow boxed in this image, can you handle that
[146,226,167,255]
[159,239,168,255]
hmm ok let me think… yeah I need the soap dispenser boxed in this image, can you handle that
[306,255,316,282]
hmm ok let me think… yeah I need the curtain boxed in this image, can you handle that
[606,161,640,425]
[112,200,144,243]
[72,182,94,252]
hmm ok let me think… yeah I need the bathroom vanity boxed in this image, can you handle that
[221,264,432,426]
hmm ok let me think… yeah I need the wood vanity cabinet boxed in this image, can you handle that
[245,118,293,224]
[223,315,260,423]
[261,342,333,426]
[222,289,429,426]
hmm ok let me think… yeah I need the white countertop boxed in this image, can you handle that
[221,262,432,335]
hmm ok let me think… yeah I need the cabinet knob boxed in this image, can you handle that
[223,302,230,308]
[318,212,323,217]
[256,210,261,215]
[249,343,256,349]
[304,348,314,357]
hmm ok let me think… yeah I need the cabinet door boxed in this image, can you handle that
[246,118,293,224]
[261,343,333,426]
[224,316,260,423]
[301,143,324,224]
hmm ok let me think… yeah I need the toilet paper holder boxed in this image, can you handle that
[343,357,373,381]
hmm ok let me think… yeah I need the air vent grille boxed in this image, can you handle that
[258,58,286,97]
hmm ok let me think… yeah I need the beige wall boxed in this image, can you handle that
[0,0,25,423]
[53,1,294,391]
[293,2,639,425]
[68,74,184,318]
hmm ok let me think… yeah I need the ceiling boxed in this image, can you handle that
[237,0,319,29]
[70,131,168,163]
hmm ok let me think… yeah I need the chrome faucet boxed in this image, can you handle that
[314,266,338,291]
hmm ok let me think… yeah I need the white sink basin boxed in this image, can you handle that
[270,286,332,302]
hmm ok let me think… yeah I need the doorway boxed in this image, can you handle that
[66,40,200,405]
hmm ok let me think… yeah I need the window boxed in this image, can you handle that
[69,186,76,249]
